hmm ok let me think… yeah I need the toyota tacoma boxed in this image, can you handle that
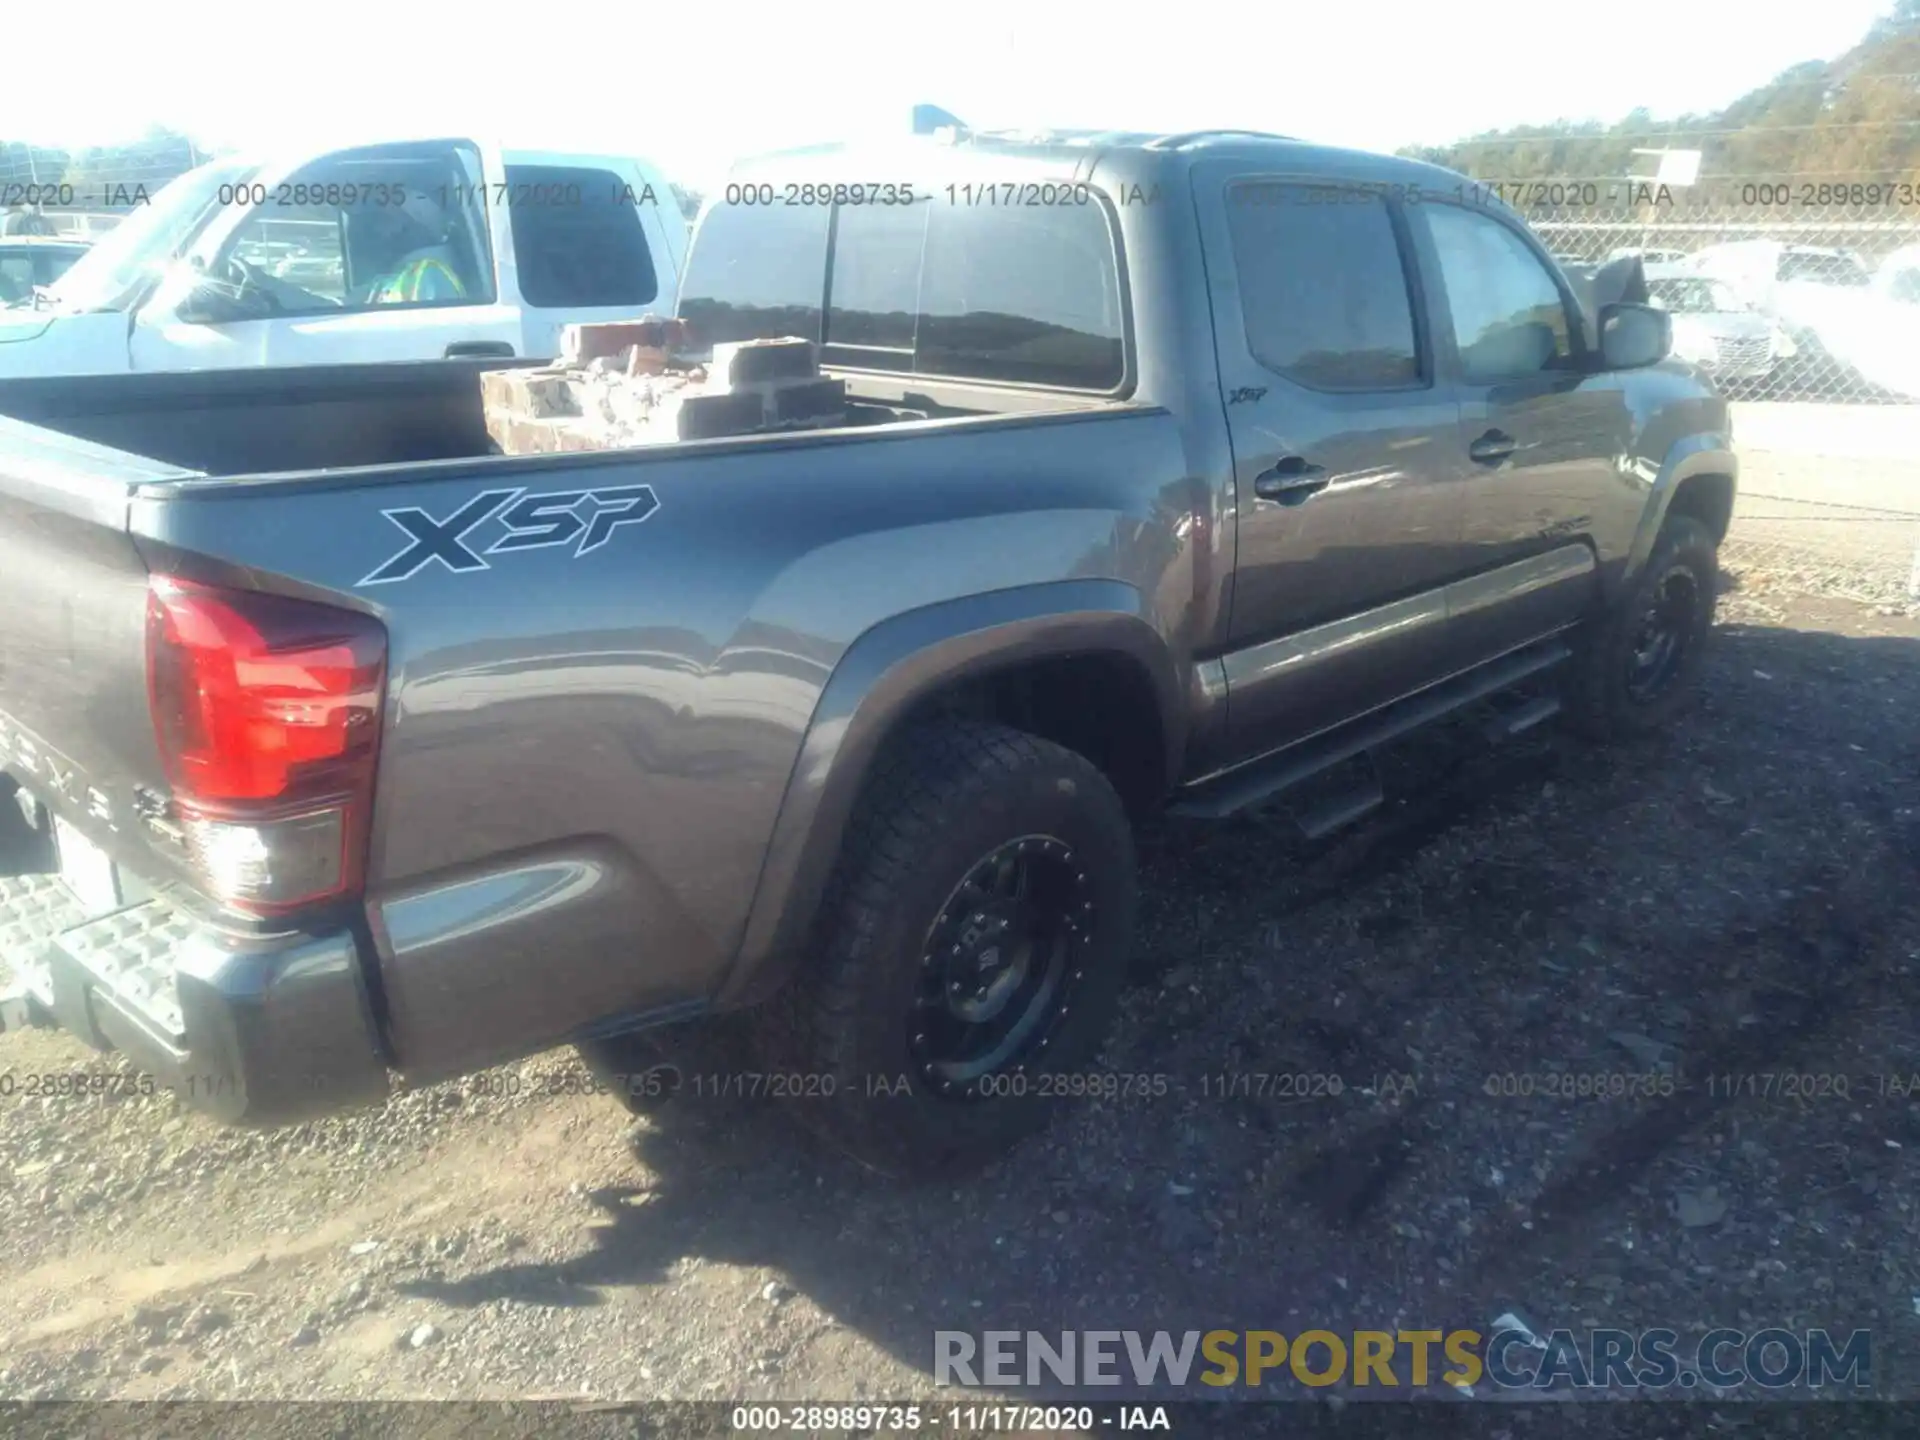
[0,124,1735,1176]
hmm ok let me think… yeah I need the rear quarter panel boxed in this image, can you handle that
[133,407,1204,1076]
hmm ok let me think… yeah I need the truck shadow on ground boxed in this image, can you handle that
[398,617,1919,1395]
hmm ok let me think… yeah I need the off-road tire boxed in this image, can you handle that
[767,719,1137,1179]
[1565,514,1719,741]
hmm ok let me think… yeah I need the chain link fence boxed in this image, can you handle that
[1722,488,1920,611]
[1516,186,1920,406]
[1715,414,1920,609]
[1478,177,1920,607]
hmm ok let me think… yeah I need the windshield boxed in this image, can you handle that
[42,158,258,313]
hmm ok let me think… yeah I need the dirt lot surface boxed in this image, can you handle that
[2,556,1917,1415]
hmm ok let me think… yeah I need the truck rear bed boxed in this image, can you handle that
[0,358,1092,477]
[0,359,519,475]
[0,360,1169,1123]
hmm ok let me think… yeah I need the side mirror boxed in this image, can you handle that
[1598,302,1670,370]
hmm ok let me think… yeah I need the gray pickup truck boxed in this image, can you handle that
[0,128,1734,1177]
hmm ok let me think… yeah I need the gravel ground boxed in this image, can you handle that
[2,557,1917,1415]
[1724,493,1919,606]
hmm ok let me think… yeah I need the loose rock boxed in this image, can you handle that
[1677,1188,1730,1229]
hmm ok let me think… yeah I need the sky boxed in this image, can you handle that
[0,0,1901,192]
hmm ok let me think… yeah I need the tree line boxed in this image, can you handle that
[1400,0,1920,187]
[10,7,1916,209]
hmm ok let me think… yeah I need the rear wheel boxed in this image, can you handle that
[1565,514,1718,740]
[768,719,1137,1178]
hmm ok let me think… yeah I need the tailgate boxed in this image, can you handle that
[0,415,393,1122]
[0,415,197,893]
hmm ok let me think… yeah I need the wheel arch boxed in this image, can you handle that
[1615,436,1737,599]
[719,579,1183,1006]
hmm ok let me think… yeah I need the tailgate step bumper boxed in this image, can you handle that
[0,873,89,1005]
[0,875,390,1124]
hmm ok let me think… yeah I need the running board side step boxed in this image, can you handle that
[1290,765,1386,841]
[1169,638,1572,821]
[1483,693,1562,742]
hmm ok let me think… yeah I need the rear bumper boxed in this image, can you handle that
[0,873,389,1124]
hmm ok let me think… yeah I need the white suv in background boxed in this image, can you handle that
[0,137,687,377]
[1643,264,1794,383]
[1686,240,1919,397]
[1688,241,1872,344]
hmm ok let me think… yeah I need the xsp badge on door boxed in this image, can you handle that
[359,484,660,586]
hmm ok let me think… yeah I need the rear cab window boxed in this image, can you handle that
[677,202,828,347]
[911,199,1125,388]
[678,177,1127,391]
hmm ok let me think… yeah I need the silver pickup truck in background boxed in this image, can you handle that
[0,126,1735,1178]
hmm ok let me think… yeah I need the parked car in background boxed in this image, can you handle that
[1687,239,1896,396]
[1687,240,1873,338]
[0,237,90,307]
[0,137,686,377]
[1643,263,1793,383]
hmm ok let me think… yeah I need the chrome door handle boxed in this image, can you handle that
[1469,429,1516,464]
[1253,456,1329,503]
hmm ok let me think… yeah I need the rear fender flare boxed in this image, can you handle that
[719,578,1181,1005]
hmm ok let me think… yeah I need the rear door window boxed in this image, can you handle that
[505,163,657,309]
[1224,182,1423,390]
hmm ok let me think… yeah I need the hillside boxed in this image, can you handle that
[1401,0,1920,187]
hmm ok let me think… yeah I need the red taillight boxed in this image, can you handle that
[146,578,387,915]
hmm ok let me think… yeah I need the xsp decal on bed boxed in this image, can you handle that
[359,484,661,586]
